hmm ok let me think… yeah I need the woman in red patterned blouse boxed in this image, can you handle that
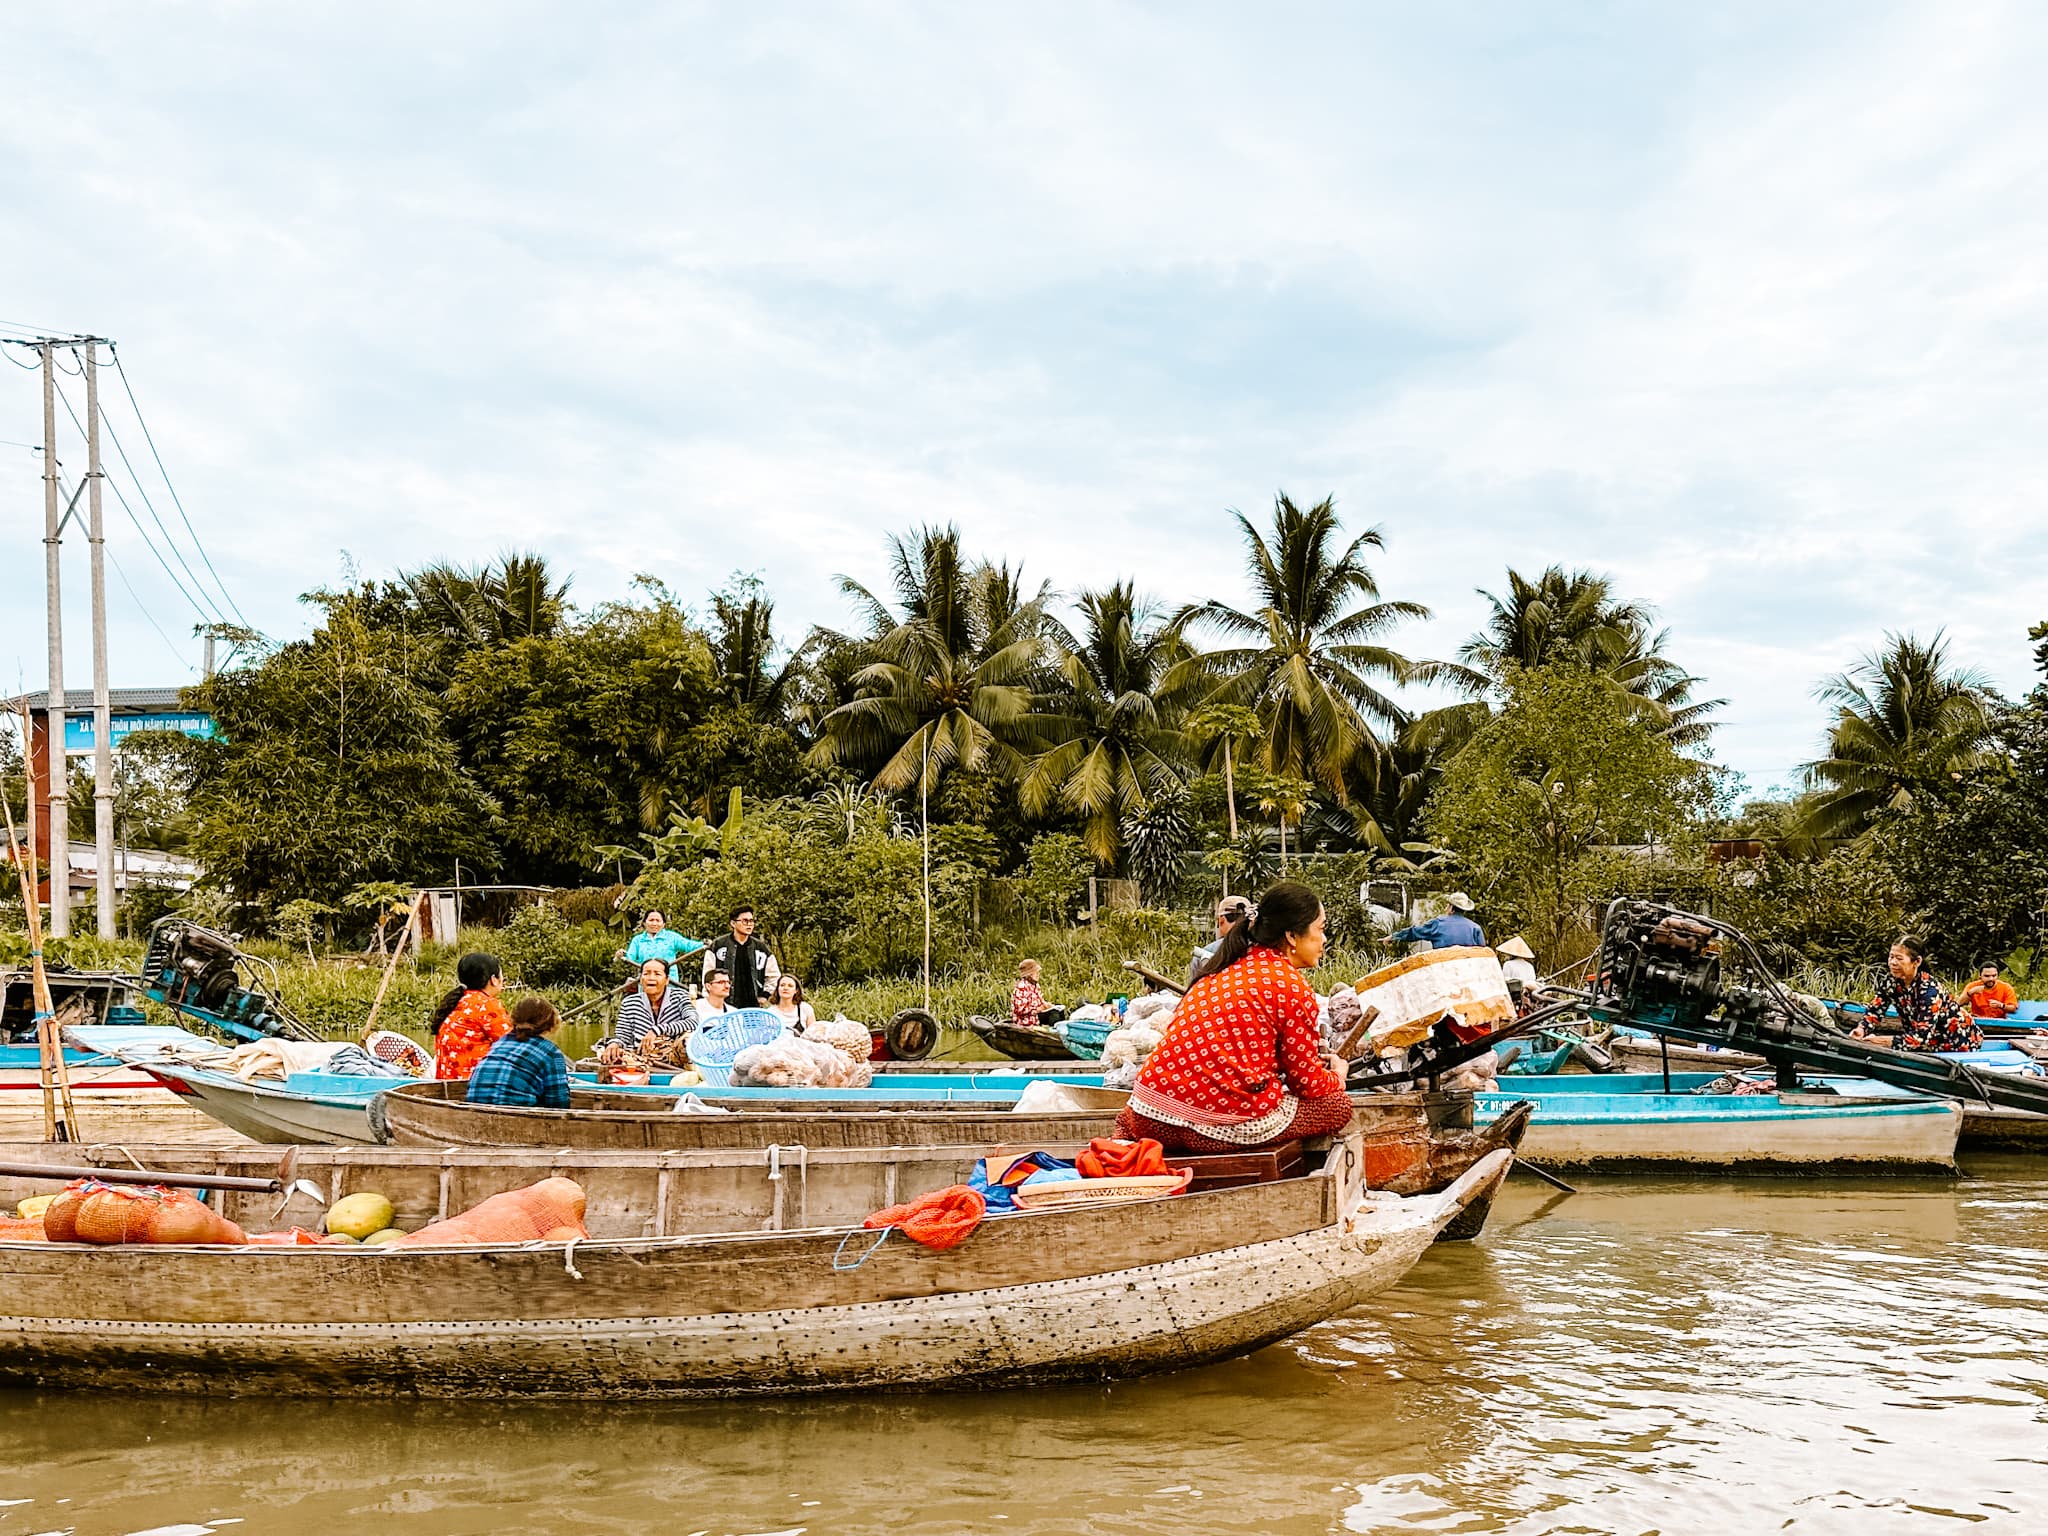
[1117,881,1352,1152]
[431,951,513,1081]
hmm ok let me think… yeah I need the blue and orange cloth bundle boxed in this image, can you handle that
[861,1139,1192,1251]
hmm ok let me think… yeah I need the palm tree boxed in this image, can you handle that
[404,551,570,644]
[1172,493,1431,799]
[1450,565,1721,747]
[1021,583,1193,866]
[811,525,1047,797]
[706,576,800,714]
[1799,632,1997,840]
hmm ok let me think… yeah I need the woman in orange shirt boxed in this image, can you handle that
[431,951,512,1081]
[1117,881,1352,1153]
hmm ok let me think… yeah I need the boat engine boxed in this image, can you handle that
[1584,899,2048,1116]
[140,918,306,1042]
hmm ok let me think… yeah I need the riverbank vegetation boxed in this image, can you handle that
[7,496,2046,1028]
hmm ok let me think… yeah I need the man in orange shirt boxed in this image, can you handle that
[1963,963,2019,1020]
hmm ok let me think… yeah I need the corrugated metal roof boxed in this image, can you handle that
[4,687,193,712]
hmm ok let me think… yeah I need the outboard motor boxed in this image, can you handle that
[140,918,304,1041]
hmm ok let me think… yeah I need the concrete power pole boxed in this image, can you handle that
[38,342,68,940]
[84,341,116,938]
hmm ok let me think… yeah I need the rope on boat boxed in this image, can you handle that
[561,1236,584,1281]
[832,1227,891,1271]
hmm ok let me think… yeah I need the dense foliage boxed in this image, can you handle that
[13,500,2039,997]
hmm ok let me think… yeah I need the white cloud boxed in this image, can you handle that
[1,1,2043,790]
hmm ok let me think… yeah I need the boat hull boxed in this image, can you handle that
[0,1147,1511,1399]
[137,1062,377,1145]
[1476,1089,1960,1173]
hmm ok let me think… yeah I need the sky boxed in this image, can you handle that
[3,2,2044,796]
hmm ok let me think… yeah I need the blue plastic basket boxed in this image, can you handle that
[685,1008,790,1087]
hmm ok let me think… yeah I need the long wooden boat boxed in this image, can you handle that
[372,1081,1529,1241]
[0,1134,1512,1400]
[964,1014,1079,1061]
[1471,1073,1962,1172]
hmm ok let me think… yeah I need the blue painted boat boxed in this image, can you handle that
[1467,1071,1962,1172]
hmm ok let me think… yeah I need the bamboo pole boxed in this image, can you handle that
[360,891,423,1039]
[3,784,77,1142]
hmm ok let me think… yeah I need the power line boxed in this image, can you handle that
[108,345,253,630]
[53,371,231,629]
[58,472,199,676]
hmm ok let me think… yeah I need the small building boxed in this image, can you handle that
[5,687,215,906]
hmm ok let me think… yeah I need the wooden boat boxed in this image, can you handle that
[1470,1072,1962,1172]
[373,1081,1530,1241]
[0,1133,1513,1400]
[964,1014,1079,1061]
[1609,1030,1765,1074]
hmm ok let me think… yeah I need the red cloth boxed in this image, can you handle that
[1129,946,1342,1131]
[863,1185,986,1250]
[1964,979,2018,1019]
[1011,979,1047,1029]
[1076,1137,1168,1178]
[1116,1093,1354,1154]
[435,990,511,1081]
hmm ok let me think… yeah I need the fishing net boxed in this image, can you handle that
[393,1177,588,1246]
[41,1182,248,1246]
[861,1185,986,1250]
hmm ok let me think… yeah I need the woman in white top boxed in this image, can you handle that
[768,973,816,1031]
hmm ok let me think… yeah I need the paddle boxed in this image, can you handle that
[1120,960,1187,997]
[1512,1159,1577,1194]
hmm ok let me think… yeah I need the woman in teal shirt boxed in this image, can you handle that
[616,909,704,980]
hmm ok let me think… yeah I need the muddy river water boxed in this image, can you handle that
[3,1160,2043,1535]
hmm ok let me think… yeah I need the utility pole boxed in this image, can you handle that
[84,340,116,938]
[203,632,216,680]
[38,342,68,940]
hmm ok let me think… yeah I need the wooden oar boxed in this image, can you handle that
[1512,1159,1577,1194]
[1120,960,1186,997]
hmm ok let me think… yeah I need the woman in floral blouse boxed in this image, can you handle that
[431,951,513,1081]
[1117,881,1352,1152]
[1854,937,1982,1054]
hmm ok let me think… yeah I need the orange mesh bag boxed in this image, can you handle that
[861,1184,986,1251]
[41,1182,245,1245]
[393,1177,588,1246]
[244,1227,327,1246]
[0,1214,48,1241]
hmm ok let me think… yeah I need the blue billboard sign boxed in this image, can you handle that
[63,711,216,754]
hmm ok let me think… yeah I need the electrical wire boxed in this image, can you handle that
[108,345,253,630]
[53,374,230,629]
[55,472,200,676]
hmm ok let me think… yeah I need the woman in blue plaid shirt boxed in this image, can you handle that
[467,997,573,1109]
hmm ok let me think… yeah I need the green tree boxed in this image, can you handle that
[1425,665,1721,964]
[1872,688,2048,968]
[403,550,571,646]
[180,589,499,904]
[1800,632,1996,841]
[812,526,1048,799]
[1174,493,1431,800]
[1447,565,1722,747]
[1023,583,1192,868]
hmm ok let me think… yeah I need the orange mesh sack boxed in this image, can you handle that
[394,1178,588,1246]
[0,1214,48,1241]
[42,1182,246,1246]
[861,1185,986,1251]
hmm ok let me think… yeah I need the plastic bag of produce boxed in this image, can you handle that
[392,1177,588,1246]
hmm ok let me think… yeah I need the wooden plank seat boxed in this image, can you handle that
[1164,1140,1306,1190]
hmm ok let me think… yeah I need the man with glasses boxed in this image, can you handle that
[703,904,780,1009]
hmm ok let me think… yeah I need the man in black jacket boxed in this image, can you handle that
[702,904,779,1009]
